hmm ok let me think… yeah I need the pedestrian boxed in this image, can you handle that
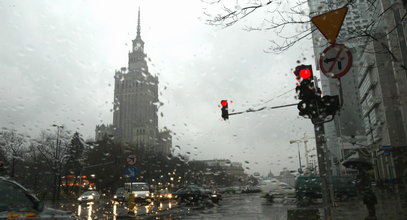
[363,189,377,220]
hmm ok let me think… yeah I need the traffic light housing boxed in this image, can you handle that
[321,95,340,116]
[294,65,313,81]
[220,100,229,120]
[294,65,321,118]
[294,65,341,120]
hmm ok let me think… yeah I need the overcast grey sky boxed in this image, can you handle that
[0,0,317,175]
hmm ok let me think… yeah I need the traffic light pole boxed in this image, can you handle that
[314,123,333,219]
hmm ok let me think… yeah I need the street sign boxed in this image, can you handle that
[380,145,392,156]
[379,145,392,150]
[319,44,352,78]
[126,154,137,166]
[311,7,348,44]
[124,166,138,178]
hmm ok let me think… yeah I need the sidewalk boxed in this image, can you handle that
[331,189,407,220]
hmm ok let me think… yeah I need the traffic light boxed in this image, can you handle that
[321,95,340,116]
[294,65,313,81]
[220,100,229,120]
[294,65,341,120]
[294,65,321,118]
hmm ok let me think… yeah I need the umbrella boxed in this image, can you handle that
[342,158,372,170]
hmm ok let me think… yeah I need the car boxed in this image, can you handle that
[267,183,296,198]
[113,187,125,202]
[259,179,281,195]
[124,182,153,204]
[154,189,173,202]
[242,185,261,193]
[174,186,219,205]
[0,176,78,220]
[202,188,222,204]
[77,191,101,203]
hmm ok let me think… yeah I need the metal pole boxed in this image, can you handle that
[314,123,333,220]
[297,142,302,170]
[304,140,309,169]
[79,172,82,196]
[51,124,63,206]
[56,126,61,203]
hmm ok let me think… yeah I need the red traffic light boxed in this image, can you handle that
[294,65,313,80]
[221,100,228,107]
[299,68,312,79]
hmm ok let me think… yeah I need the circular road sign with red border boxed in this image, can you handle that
[319,44,352,78]
[126,154,137,166]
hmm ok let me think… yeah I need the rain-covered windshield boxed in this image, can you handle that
[1,0,406,219]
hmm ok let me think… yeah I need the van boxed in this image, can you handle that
[295,175,357,201]
[124,182,152,203]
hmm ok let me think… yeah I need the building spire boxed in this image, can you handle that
[137,7,141,38]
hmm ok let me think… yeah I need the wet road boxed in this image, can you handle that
[167,193,297,220]
[78,193,298,220]
[56,188,407,219]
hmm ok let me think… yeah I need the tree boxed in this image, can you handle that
[63,132,86,195]
[0,130,27,178]
[35,129,72,202]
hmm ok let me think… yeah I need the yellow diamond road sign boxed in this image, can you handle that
[311,7,348,44]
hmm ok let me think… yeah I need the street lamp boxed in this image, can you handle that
[290,134,315,172]
[290,140,302,172]
[51,124,64,206]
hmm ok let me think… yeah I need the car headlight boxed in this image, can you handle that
[211,195,217,197]
[89,195,94,199]
[114,195,117,199]
[167,194,172,199]
[146,193,150,197]
[78,197,82,201]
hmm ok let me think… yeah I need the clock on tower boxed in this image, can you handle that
[134,42,142,51]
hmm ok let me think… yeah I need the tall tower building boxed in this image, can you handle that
[96,9,171,155]
[113,9,159,147]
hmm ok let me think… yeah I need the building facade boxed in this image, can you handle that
[356,0,407,184]
[96,9,171,155]
[308,0,407,184]
[307,0,373,175]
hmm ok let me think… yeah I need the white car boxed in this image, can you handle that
[77,191,101,203]
[268,183,296,198]
[259,179,281,197]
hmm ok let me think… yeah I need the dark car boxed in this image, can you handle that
[154,189,173,202]
[113,187,125,202]
[174,186,220,204]
[0,176,78,219]
[202,188,222,204]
